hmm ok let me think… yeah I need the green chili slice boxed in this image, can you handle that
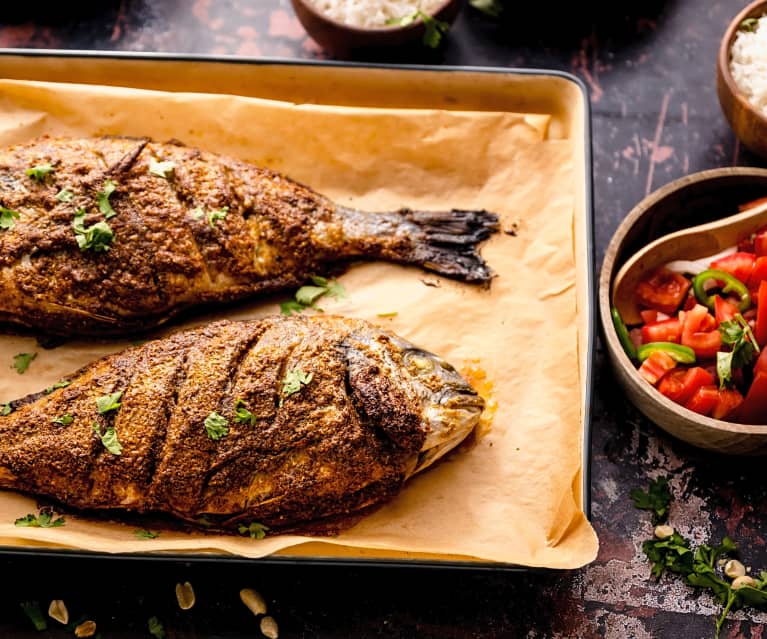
[692,269,751,312]
[611,306,637,360]
[636,342,696,364]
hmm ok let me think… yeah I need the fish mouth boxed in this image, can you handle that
[400,348,485,477]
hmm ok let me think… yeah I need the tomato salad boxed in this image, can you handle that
[612,215,767,424]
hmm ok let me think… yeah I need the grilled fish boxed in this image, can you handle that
[0,315,484,533]
[0,136,499,337]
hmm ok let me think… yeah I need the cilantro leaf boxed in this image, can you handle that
[134,529,159,540]
[15,509,65,529]
[92,422,123,455]
[234,399,257,426]
[148,616,166,639]
[149,160,175,179]
[0,206,20,230]
[421,12,450,48]
[280,368,313,406]
[204,411,229,440]
[1,402,11,416]
[295,285,328,306]
[281,276,347,315]
[97,179,118,218]
[280,300,306,316]
[25,163,54,182]
[96,391,123,414]
[52,414,74,426]
[73,209,114,252]
[641,532,694,578]
[237,521,269,539]
[718,314,760,388]
[45,379,71,393]
[630,477,672,524]
[12,352,36,374]
[56,188,74,203]
[20,601,47,631]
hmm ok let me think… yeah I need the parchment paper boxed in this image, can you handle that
[0,78,598,568]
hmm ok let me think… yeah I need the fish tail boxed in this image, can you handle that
[401,208,500,283]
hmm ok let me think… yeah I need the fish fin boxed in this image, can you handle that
[403,208,499,283]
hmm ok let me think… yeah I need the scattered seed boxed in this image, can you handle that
[653,524,674,540]
[732,575,757,590]
[725,559,747,579]
[175,581,195,610]
[260,615,279,639]
[74,620,97,638]
[240,588,267,617]
[48,599,69,625]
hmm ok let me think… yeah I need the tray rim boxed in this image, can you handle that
[0,48,595,571]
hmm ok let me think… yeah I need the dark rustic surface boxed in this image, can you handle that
[0,1,766,637]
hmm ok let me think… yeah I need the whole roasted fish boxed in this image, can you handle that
[0,315,484,533]
[0,136,499,337]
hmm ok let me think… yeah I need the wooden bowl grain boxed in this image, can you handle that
[600,168,767,455]
[717,0,767,159]
[290,0,462,57]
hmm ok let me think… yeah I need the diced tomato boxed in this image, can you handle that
[680,304,722,358]
[711,388,744,420]
[658,366,715,405]
[640,309,658,324]
[756,230,767,257]
[710,252,756,285]
[748,256,767,291]
[754,344,767,377]
[635,267,692,315]
[714,295,739,325]
[641,318,682,344]
[638,351,677,385]
[757,280,767,348]
[684,385,720,416]
[735,372,767,424]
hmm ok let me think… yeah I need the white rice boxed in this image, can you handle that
[307,0,444,28]
[730,15,767,116]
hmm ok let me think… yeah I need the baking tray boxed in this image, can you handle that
[0,49,595,571]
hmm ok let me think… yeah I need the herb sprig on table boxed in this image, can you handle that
[634,477,767,637]
[280,276,346,316]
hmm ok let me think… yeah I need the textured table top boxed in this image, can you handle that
[0,1,765,637]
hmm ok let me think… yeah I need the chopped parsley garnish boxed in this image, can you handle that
[1,402,10,416]
[207,206,229,229]
[25,163,53,182]
[149,159,175,179]
[97,179,118,218]
[280,275,347,316]
[630,476,672,524]
[718,313,760,388]
[52,414,74,426]
[204,411,229,440]
[19,601,47,631]
[56,188,74,203]
[634,477,767,637]
[15,509,65,529]
[148,616,166,639]
[0,206,20,230]
[386,9,450,47]
[238,521,269,539]
[12,352,36,374]
[280,367,313,406]
[96,391,123,414]
[92,422,123,455]
[45,379,71,393]
[134,529,160,540]
[73,209,114,252]
[233,399,257,426]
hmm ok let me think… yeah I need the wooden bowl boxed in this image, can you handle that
[290,0,462,57]
[717,0,767,159]
[600,167,767,455]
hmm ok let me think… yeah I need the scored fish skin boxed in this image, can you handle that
[0,136,499,337]
[0,315,484,533]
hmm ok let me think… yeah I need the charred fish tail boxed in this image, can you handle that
[402,208,500,283]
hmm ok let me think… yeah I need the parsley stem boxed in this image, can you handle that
[715,589,737,638]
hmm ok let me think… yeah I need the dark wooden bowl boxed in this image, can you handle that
[290,0,462,57]
[600,168,767,455]
[717,0,767,159]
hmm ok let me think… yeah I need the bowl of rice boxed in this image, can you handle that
[717,0,767,159]
[290,0,462,57]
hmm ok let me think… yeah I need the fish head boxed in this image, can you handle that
[398,345,485,476]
